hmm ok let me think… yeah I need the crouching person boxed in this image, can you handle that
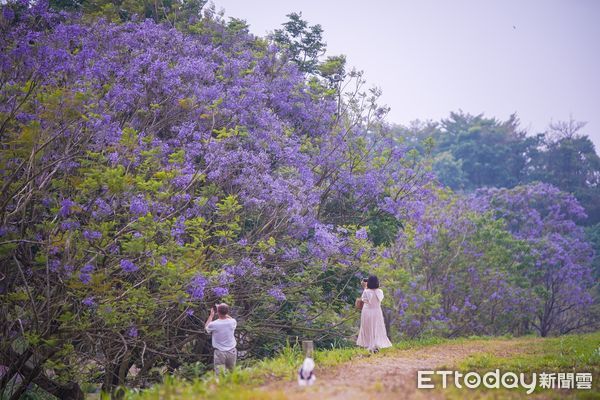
[205,303,237,374]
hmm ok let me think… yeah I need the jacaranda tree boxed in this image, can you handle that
[0,2,432,397]
[480,183,597,337]
[382,189,535,338]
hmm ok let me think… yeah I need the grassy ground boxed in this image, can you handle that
[441,332,600,399]
[120,336,451,400]
[109,333,599,400]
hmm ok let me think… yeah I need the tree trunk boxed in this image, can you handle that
[1,347,81,400]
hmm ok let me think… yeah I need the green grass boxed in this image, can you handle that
[118,333,600,400]
[440,332,600,399]
[119,336,457,400]
[459,332,600,373]
[122,343,302,400]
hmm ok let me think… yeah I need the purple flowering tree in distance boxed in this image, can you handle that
[384,189,535,338]
[0,2,434,395]
[479,183,597,336]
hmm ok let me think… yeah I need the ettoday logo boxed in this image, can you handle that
[417,370,593,394]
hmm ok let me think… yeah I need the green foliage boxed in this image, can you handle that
[394,113,600,225]
[318,55,347,89]
[435,112,530,189]
[432,151,468,190]
[272,12,326,74]
[49,0,208,27]
[585,223,600,282]
[367,211,403,246]
[528,131,600,225]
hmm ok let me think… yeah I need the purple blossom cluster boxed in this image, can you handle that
[0,2,434,303]
[82,230,102,241]
[188,274,208,300]
[309,224,343,260]
[120,259,138,273]
[59,199,77,217]
[129,196,149,216]
[79,264,94,284]
[82,297,96,308]
[213,287,229,297]
[355,227,368,240]
[267,287,286,302]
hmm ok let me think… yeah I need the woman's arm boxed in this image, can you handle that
[361,289,372,304]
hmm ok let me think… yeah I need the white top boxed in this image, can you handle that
[206,318,237,351]
[361,288,384,305]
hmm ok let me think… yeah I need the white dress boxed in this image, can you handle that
[357,288,392,350]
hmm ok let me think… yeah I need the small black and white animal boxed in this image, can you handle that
[297,357,316,386]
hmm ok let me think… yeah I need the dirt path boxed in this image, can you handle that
[260,338,535,400]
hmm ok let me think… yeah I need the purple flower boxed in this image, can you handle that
[338,245,351,256]
[61,220,80,231]
[79,264,93,284]
[80,274,92,284]
[310,224,341,260]
[107,152,119,164]
[49,259,61,273]
[213,286,229,297]
[83,230,102,241]
[171,216,186,244]
[226,258,260,276]
[267,287,286,302]
[120,259,138,273]
[129,196,148,216]
[127,326,138,338]
[59,199,77,217]
[355,227,368,240]
[218,271,234,285]
[283,247,301,261]
[82,297,96,307]
[356,247,365,258]
[108,244,120,255]
[2,6,15,22]
[188,274,207,300]
[92,198,112,219]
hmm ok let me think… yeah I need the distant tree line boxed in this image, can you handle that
[393,113,600,283]
[393,112,600,225]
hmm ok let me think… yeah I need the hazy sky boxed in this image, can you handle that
[213,0,600,148]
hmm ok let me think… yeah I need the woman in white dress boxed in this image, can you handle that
[357,275,392,352]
